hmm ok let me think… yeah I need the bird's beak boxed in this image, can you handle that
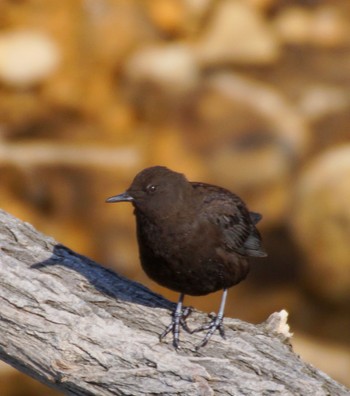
[105,192,134,203]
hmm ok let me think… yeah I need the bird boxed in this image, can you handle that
[106,166,267,349]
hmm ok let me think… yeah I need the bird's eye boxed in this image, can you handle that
[146,184,157,193]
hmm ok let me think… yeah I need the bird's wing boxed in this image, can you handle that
[192,183,267,258]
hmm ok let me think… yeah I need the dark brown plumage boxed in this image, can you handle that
[106,166,266,349]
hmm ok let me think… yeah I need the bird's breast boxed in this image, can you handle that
[134,212,249,295]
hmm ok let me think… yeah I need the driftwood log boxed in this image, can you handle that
[0,209,349,396]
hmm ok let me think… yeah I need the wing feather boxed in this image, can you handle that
[192,182,267,258]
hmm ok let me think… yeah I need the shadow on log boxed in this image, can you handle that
[0,209,349,395]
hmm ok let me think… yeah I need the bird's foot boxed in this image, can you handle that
[159,306,193,349]
[191,312,226,350]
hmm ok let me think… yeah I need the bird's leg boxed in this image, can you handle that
[180,305,193,333]
[192,288,228,349]
[159,293,192,349]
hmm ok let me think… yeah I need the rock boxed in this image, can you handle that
[125,43,199,93]
[0,30,60,87]
[194,0,280,65]
[273,6,311,45]
[310,6,348,48]
[274,6,347,48]
[298,85,349,122]
[291,146,350,303]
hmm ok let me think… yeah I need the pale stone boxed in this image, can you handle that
[298,85,349,121]
[0,30,60,87]
[310,6,347,47]
[274,6,347,47]
[195,0,280,65]
[125,44,199,92]
[273,6,311,45]
[291,146,350,302]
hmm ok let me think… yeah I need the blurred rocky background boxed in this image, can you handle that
[0,0,350,394]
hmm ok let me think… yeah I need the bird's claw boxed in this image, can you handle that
[191,314,226,350]
[159,306,193,349]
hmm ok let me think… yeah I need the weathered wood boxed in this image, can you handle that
[0,209,348,396]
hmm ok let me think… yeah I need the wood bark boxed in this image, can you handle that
[0,209,349,396]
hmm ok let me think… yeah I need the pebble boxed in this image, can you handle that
[274,6,347,48]
[291,146,350,303]
[125,44,199,93]
[0,30,60,87]
[194,0,280,65]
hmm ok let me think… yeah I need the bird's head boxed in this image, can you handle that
[106,166,192,218]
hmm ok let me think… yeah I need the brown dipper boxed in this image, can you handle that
[106,166,267,349]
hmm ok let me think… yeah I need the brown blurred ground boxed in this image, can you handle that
[1,0,350,394]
